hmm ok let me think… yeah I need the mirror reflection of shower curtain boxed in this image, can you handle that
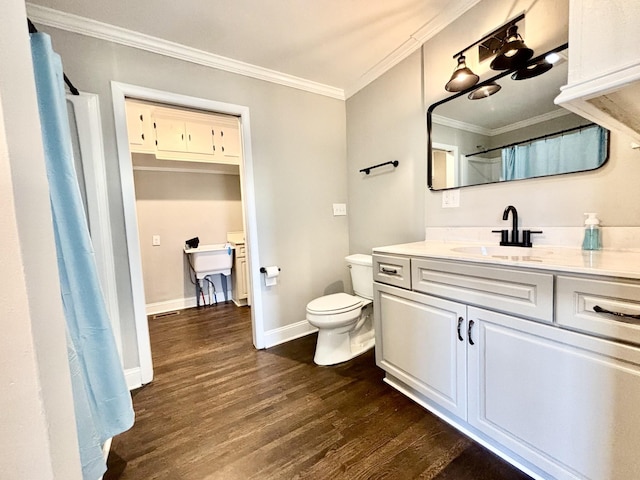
[501,125,607,181]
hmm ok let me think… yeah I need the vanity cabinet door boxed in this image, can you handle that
[467,306,640,480]
[374,283,467,419]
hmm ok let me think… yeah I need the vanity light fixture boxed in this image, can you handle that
[444,14,529,93]
[490,25,534,70]
[511,49,563,80]
[511,59,552,80]
[468,82,501,100]
[445,54,480,92]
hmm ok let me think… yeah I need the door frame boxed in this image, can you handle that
[111,82,265,386]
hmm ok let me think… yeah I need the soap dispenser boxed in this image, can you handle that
[582,213,602,251]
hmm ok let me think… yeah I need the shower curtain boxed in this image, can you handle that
[30,33,134,479]
[501,125,607,181]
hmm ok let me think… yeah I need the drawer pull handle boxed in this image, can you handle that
[381,267,398,275]
[593,305,640,320]
[468,320,475,345]
[457,317,464,342]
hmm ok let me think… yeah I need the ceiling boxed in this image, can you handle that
[26,0,480,98]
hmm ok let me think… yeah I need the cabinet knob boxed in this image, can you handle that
[141,133,144,140]
[222,146,225,152]
[468,320,475,345]
[139,114,143,121]
[457,317,464,342]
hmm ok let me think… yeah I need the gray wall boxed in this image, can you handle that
[346,49,426,254]
[347,0,640,247]
[42,26,350,368]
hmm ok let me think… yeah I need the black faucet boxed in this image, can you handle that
[503,205,519,244]
[492,205,543,247]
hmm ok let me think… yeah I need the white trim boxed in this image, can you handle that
[111,82,265,385]
[434,109,573,138]
[111,85,153,384]
[432,114,491,136]
[489,109,571,137]
[66,93,123,362]
[145,294,231,316]
[124,367,142,391]
[132,165,239,176]
[26,3,344,101]
[345,0,482,98]
[27,2,481,101]
[263,320,318,349]
[555,62,640,144]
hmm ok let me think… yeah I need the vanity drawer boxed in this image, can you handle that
[235,244,246,258]
[556,275,640,345]
[373,254,411,290]
[412,258,554,322]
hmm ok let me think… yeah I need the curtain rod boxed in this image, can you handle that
[27,18,79,96]
[464,123,598,157]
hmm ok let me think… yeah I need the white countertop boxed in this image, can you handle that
[373,241,640,280]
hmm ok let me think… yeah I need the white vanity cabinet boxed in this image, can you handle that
[468,306,640,480]
[373,250,640,480]
[374,283,467,419]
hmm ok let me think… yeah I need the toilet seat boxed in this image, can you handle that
[306,293,362,315]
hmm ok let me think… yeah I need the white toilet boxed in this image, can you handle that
[306,254,374,366]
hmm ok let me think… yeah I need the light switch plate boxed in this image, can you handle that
[152,235,161,246]
[442,190,460,208]
[333,203,347,216]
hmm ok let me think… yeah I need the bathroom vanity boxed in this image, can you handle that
[372,242,640,480]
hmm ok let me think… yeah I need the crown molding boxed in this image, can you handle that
[432,114,491,136]
[344,0,482,98]
[433,108,572,138]
[26,3,346,100]
[489,108,571,136]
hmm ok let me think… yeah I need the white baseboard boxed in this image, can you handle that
[264,320,317,348]
[125,367,142,391]
[146,292,232,315]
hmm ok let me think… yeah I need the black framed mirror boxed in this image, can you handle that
[427,44,609,190]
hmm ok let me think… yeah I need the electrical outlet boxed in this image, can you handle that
[442,190,460,208]
[152,235,161,246]
[333,203,347,216]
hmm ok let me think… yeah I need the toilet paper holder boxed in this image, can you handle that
[260,267,281,273]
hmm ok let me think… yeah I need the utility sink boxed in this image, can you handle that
[451,245,553,259]
[184,243,234,279]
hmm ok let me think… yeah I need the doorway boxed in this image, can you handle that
[111,82,265,388]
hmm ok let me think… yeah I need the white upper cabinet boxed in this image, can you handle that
[555,0,640,142]
[124,99,241,165]
[124,100,155,153]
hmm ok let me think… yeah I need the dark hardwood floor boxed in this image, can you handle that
[105,303,531,480]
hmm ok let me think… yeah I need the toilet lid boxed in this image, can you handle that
[307,293,362,314]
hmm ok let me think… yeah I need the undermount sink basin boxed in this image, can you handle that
[451,245,553,258]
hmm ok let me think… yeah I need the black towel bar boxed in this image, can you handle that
[360,160,399,175]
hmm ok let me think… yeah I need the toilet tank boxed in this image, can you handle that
[346,254,373,300]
